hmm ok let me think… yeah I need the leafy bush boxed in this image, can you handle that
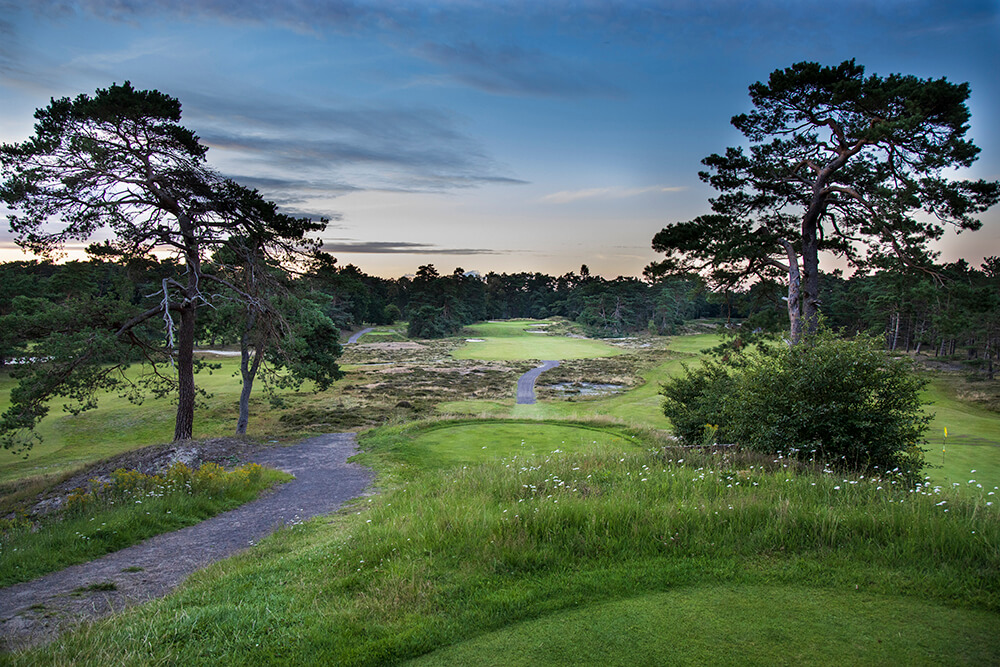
[662,332,930,478]
[660,360,734,445]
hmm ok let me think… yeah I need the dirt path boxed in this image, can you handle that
[347,327,376,344]
[0,433,373,651]
[517,360,560,404]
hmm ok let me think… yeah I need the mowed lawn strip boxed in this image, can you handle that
[396,421,641,469]
[407,585,1000,666]
[442,333,721,427]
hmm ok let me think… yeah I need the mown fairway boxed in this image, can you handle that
[13,420,997,665]
[452,320,625,361]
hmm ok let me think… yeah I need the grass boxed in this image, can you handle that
[452,320,625,361]
[11,419,998,664]
[441,328,1000,491]
[409,585,1000,666]
[0,357,311,483]
[3,323,1000,663]
[0,462,291,587]
[440,333,720,428]
[922,373,1000,494]
[380,421,642,470]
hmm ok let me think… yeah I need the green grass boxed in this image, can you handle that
[921,374,1000,494]
[3,325,1000,663]
[0,357,308,484]
[441,330,1000,491]
[452,321,625,361]
[441,333,721,428]
[409,585,1000,666]
[0,463,291,587]
[13,420,998,665]
[390,421,642,470]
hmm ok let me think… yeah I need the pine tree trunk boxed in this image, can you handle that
[236,312,263,436]
[173,302,196,441]
[801,219,821,336]
[173,222,199,442]
[236,347,263,435]
[781,240,803,345]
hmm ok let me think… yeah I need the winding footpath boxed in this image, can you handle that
[0,433,373,651]
[516,360,561,404]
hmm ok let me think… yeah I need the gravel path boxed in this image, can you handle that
[0,433,373,651]
[347,327,376,344]
[516,360,560,404]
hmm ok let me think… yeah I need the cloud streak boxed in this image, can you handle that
[415,41,621,99]
[181,92,527,197]
[541,185,687,204]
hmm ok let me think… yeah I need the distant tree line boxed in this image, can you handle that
[6,254,997,368]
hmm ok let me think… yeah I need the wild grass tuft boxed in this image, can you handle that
[0,462,290,587]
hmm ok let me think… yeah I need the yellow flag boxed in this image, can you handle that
[944,427,948,438]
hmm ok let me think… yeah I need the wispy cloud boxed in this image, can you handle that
[321,240,501,255]
[180,89,527,196]
[415,40,621,98]
[541,185,687,204]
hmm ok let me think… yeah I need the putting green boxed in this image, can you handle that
[453,321,623,361]
[408,585,1000,666]
[409,422,641,468]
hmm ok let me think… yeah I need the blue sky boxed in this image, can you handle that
[1,0,998,278]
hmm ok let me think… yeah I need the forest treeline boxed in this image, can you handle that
[2,254,997,375]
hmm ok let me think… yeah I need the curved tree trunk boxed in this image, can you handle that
[236,310,263,436]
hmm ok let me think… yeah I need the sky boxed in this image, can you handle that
[1,0,998,279]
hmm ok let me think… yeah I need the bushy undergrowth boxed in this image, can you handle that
[0,462,289,587]
[662,332,930,479]
[20,426,999,665]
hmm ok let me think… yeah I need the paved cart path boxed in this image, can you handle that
[516,360,561,404]
[0,433,373,651]
[347,327,376,344]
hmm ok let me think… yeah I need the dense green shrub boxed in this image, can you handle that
[662,332,930,477]
[660,360,734,445]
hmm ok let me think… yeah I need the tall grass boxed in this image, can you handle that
[0,462,290,587]
[18,424,999,665]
